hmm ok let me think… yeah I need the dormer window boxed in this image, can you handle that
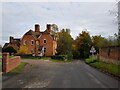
[23,40,26,45]
[44,39,46,44]
[31,40,34,45]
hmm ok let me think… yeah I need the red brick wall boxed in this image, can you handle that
[39,34,56,56]
[99,46,120,61]
[2,53,20,72]
[21,35,36,54]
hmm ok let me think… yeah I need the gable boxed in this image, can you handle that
[21,34,36,41]
[38,34,53,40]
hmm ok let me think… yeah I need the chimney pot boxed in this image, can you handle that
[35,24,40,32]
[46,24,51,32]
[10,36,14,43]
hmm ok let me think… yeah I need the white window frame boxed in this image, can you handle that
[31,40,34,45]
[23,40,26,45]
[44,47,46,53]
[44,39,46,44]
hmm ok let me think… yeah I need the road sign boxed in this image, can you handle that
[90,46,96,53]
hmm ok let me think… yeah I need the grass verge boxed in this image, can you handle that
[85,58,97,63]
[89,62,120,77]
[8,62,28,73]
[9,56,16,58]
[0,62,2,69]
[21,57,51,60]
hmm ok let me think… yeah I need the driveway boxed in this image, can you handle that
[2,60,120,88]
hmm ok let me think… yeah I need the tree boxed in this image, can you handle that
[57,29,73,59]
[114,33,120,46]
[109,1,120,46]
[72,40,80,59]
[50,24,59,40]
[76,31,92,59]
[17,46,28,54]
[92,35,108,53]
[2,47,17,55]
[51,24,58,32]
[0,46,2,53]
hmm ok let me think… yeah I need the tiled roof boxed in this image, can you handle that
[24,29,54,40]
[3,43,9,49]
[10,38,20,47]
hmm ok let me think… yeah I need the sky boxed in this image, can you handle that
[1,1,118,46]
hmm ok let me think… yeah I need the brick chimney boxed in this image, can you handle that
[10,36,14,43]
[35,24,40,32]
[46,24,51,32]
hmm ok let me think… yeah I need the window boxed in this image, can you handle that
[31,40,34,45]
[44,39,46,44]
[23,40,26,45]
[44,47,46,53]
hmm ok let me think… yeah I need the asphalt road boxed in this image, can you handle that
[2,60,120,88]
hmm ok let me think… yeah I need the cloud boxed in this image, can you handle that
[1,2,118,46]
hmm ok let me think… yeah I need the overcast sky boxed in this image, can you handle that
[1,2,118,46]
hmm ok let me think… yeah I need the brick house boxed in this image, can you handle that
[3,24,57,56]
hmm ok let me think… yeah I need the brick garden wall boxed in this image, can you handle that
[2,53,21,72]
[99,46,120,65]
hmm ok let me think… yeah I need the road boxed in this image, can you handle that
[2,60,120,88]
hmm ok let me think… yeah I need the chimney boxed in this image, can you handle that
[46,24,51,32]
[35,24,40,32]
[10,36,14,43]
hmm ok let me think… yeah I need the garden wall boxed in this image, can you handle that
[2,53,21,72]
[99,46,120,65]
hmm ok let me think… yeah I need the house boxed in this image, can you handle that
[3,24,57,56]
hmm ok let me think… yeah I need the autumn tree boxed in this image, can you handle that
[51,24,58,32]
[92,35,108,53]
[72,40,80,59]
[57,29,73,59]
[17,46,28,54]
[50,24,59,39]
[76,31,92,59]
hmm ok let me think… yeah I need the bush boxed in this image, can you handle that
[51,55,67,61]
[2,47,17,55]
[67,52,73,60]
[17,46,28,54]
[85,58,97,63]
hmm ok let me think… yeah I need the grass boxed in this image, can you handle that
[9,56,16,58]
[90,62,120,77]
[0,62,2,68]
[22,57,73,63]
[22,57,51,60]
[85,58,97,63]
[8,62,28,73]
[0,56,2,58]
